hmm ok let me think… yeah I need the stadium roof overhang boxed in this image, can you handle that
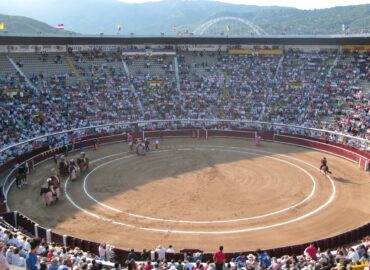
[0,34,369,45]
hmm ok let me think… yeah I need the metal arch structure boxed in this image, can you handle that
[193,16,268,36]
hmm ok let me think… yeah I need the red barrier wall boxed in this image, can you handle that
[51,232,64,246]
[37,226,47,241]
[274,134,369,170]
[208,130,255,138]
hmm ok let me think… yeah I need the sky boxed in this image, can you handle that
[117,0,370,9]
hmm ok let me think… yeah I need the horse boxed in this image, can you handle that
[15,174,23,189]
[77,152,89,172]
[321,165,331,175]
[59,157,69,177]
[17,163,28,186]
[136,144,146,156]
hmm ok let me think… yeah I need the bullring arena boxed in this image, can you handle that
[6,130,370,253]
[1,34,370,268]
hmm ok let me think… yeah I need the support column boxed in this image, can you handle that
[63,235,68,247]
[46,229,52,243]
[13,211,18,228]
[34,224,39,238]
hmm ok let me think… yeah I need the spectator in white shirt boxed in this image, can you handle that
[98,243,106,261]
[166,245,175,253]
[11,248,25,266]
[7,234,19,247]
[2,232,9,243]
[5,246,13,264]
[37,242,47,255]
[0,229,5,241]
[60,247,68,260]
[184,260,194,270]
[106,244,114,261]
[0,241,10,270]
[21,238,30,257]
[348,248,360,263]
[17,236,25,249]
[156,245,166,261]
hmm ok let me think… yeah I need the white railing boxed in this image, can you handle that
[1,119,368,152]
[0,119,369,166]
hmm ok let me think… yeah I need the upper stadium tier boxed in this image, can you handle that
[0,35,369,164]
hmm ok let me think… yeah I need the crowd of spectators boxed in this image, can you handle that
[0,219,121,270]
[0,216,369,270]
[127,54,181,119]
[0,49,369,164]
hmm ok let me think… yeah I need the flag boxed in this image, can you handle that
[55,24,64,30]
[172,24,176,32]
[225,24,231,32]
[0,23,4,30]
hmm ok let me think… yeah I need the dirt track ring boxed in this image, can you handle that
[64,145,336,234]
[9,138,370,251]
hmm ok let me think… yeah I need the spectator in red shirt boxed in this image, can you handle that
[144,260,153,270]
[213,246,225,270]
[304,243,318,260]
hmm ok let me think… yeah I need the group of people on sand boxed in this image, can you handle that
[40,152,90,206]
[127,133,159,156]
[38,132,161,207]
[35,131,335,207]
[58,152,90,181]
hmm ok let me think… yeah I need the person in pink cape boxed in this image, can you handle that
[255,132,260,146]
[127,133,134,151]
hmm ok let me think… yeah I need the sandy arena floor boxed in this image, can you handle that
[7,138,370,252]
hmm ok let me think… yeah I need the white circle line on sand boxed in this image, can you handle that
[81,147,317,224]
[65,145,336,234]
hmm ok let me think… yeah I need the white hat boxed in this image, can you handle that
[47,178,52,182]
[247,254,255,259]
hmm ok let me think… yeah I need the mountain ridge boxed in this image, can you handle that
[0,1,368,35]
